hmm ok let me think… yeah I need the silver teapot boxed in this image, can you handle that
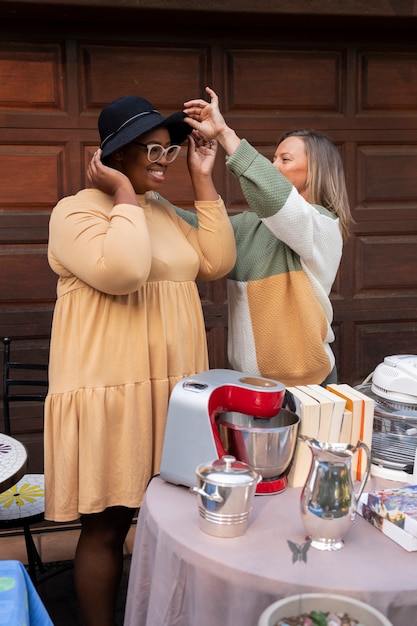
[300,437,371,551]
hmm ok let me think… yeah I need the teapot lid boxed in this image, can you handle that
[196,455,259,485]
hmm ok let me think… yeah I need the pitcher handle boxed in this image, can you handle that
[354,441,372,507]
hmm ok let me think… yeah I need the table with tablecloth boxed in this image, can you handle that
[124,475,417,626]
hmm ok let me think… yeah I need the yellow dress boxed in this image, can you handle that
[44,189,235,522]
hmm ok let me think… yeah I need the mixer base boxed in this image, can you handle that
[256,474,287,495]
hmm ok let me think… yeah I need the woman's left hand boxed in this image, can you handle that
[186,130,217,176]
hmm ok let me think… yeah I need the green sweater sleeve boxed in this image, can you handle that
[225,139,294,220]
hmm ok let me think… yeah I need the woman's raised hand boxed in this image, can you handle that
[183,87,227,140]
[186,129,217,176]
[184,87,241,156]
[87,149,138,205]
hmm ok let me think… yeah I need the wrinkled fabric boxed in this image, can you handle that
[44,190,236,521]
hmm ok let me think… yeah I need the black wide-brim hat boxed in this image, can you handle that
[99,95,193,160]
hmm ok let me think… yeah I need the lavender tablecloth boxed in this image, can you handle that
[124,475,417,626]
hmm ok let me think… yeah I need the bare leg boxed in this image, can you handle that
[74,506,135,626]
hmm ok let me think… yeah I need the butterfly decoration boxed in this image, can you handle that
[287,539,311,564]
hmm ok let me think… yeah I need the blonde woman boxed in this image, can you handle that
[180,86,352,387]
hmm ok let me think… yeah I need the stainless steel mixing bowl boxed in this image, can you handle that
[217,408,300,479]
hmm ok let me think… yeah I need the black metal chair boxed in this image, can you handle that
[1,337,49,585]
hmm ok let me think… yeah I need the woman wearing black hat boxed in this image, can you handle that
[44,95,236,626]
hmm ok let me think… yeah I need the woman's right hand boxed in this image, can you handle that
[87,149,138,205]
[183,87,227,140]
[184,87,241,156]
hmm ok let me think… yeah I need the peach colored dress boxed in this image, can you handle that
[44,189,235,522]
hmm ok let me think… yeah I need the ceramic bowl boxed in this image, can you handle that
[258,592,393,626]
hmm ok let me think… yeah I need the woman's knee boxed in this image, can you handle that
[80,507,135,545]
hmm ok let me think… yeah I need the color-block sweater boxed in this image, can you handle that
[175,139,343,386]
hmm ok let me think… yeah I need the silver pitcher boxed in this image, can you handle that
[300,437,371,551]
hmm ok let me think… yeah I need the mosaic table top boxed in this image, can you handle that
[0,434,28,494]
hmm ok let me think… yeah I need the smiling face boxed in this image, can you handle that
[272,136,309,198]
[112,126,174,194]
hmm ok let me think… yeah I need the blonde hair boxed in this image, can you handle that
[278,129,353,241]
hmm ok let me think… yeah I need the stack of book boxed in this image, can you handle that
[286,383,374,488]
[357,484,417,551]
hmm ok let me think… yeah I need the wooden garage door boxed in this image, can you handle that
[1,12,416,469]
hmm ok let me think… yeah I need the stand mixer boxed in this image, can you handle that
[159,369,300,495]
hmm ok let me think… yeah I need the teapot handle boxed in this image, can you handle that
[353,441,372,507]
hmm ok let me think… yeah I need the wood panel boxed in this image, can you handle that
[226,48,344,113]
[358,51,417,112]
[0,42,64,110]
[357,144,417,208]
[80,44,207,111]
[0,145,68,204]
[356,235,417,291]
